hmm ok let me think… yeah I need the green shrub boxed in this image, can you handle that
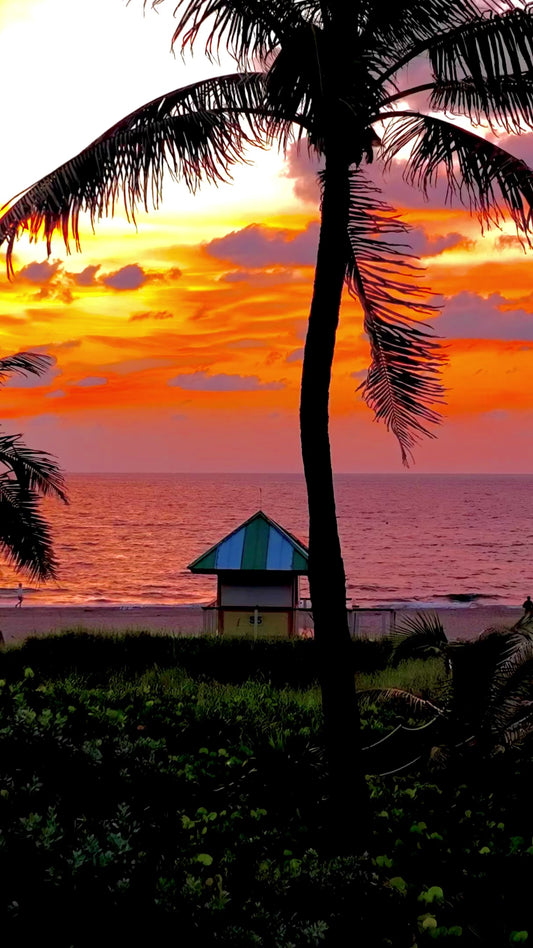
[0,630,394,686]
[2,637,532,944]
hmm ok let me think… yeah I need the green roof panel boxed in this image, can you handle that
[191,547,217,570]
[292,549,308,572]
[241,514,269,570]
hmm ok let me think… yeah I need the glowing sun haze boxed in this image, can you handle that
[1,0,533,473]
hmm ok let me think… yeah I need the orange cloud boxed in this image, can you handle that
[1,194,533,473]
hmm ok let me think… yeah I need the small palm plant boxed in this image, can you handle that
[360,614,533,770]
[0,353,67,581]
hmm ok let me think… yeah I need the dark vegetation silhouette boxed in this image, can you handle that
[2,0,533,844]
[0,354,67,580]
[363,612,533,764]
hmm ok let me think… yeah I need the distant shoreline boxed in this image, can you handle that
[0,601,521,611]
[0,603,524,646]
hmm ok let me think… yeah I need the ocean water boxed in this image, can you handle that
[0,473,531,608]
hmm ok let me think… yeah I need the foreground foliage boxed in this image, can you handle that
[380,614,533,755]
[7,0,533,844]
[0,633,532,945]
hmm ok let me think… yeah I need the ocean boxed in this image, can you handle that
[1,473,531,608]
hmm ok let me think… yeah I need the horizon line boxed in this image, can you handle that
[60,470,533,476]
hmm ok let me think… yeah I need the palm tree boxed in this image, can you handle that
[0,353,67,580]
[2,0,533,844]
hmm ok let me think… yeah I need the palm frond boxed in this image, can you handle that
[0,476,59,580]
[490,691,533,741]
[446,629,533,741]
[429,6,533,87]
[491,627,533,665]
[358,686,444,716]
[501,714,533,747]
[344,168,445,464]
[365,0,487,77]
[0,73,279,273]
[477,629,533,723]
[0,352,55,382]
[430,76,533,135]
[381,112,533,238]
[0,433,67,502]
[484,634,533,730]
[392,611,448,663]
[393,610,448,642]
[374,1,524,85]
[149,0,316,65]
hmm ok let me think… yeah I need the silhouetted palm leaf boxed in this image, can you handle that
[358,686,444,716]
[0,352,55,382]
[430,77,533,135]
[501,714,533,747]
[0,434,67,502]
[428,7,533,86]
[382,114,533,235]
[0,73,276,273]
[370,0,498,72]
[378,619,533,756]
[0,473,59,580]
[480,632,533,740]
[157,0,315,65]
[0,352,67,580]
[344,170,445,463]
[391,610,448,663]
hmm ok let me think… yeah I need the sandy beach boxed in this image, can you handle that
[0,603,524,646]
[0,605,206,644]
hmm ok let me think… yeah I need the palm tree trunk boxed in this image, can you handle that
[300,160,369,850]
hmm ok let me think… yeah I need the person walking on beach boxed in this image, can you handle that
[522,595,533,622]
[15,582,23,608]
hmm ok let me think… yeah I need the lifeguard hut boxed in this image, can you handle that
[188,510,309,637]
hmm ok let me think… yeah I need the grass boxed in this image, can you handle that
[356,656,448,697]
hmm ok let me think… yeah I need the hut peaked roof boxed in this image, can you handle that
[188,510,308,574]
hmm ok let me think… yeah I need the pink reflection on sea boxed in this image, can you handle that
[0,473,529,609]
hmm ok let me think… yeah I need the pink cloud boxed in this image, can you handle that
[221,268,307,285]
[101,264,147,290]
[282,136,460,213]
[99,264,181,291]
[206,222,319,267]
[72,265,101,286]
[167,371,286,391]
[282,141,322,205]
[495,234,528,252]
[434,291,533,340]
[148,266,182,283]
[16,260,61,284]
[492,131,533,168]
[407,227,472,257]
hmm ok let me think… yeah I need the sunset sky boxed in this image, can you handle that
[1,0,533,473]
